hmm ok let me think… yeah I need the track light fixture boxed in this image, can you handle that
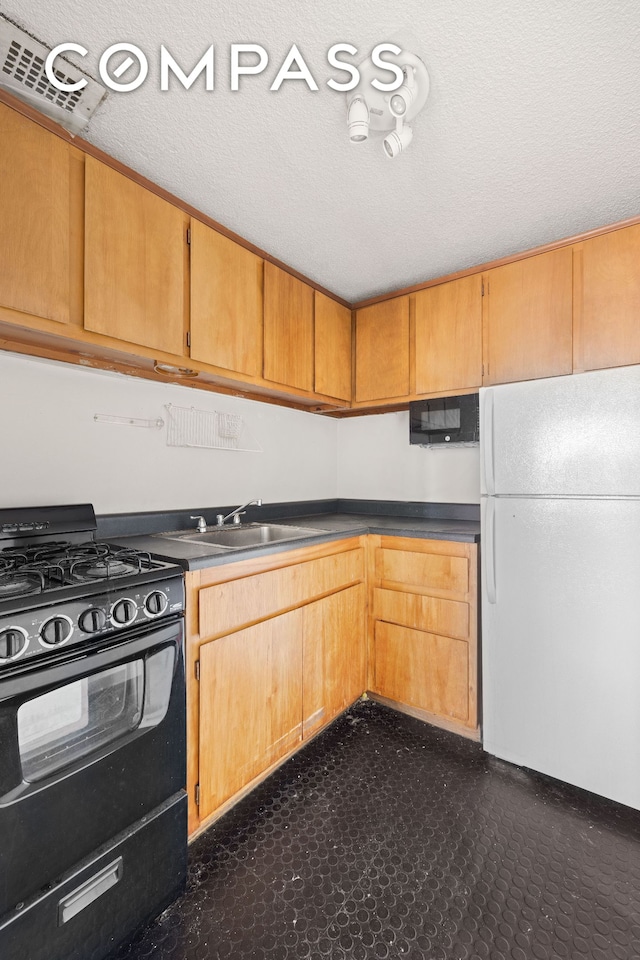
[345,50,429,159]
[347,95,370,142]
[388,66,417,119]
[383,120,413,158]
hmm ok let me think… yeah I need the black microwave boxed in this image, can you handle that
[409,394,479,446]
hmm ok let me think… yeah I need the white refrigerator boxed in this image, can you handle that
[480,364,640,810]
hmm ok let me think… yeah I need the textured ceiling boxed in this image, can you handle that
[4,1,640,301]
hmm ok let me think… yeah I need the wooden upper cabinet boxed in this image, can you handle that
[314,292,352,401]
[414,274,483,395]
[484,247,573,385]
[190,221,263,376]
[84,156,188,355]
[355,297,410,402]
[578,224,640,371]
[263,262,314,391]
[0,103,80,325]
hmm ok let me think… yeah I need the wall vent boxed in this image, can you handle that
[0,16,106,135]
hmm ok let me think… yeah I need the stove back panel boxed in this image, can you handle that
[0,505,97,543]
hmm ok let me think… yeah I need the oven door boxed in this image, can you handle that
[0,617,185,916]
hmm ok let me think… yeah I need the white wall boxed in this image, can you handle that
[336,411,480,503]
[0,353,338,514]
[0,353,480,513]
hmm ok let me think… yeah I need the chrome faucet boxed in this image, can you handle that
[190,515,207,533]
[216,498,263,527]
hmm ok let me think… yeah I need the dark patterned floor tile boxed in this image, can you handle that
[112,700,640,960]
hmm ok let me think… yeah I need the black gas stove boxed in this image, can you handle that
[0,503,184,668]
[0,504,187,960]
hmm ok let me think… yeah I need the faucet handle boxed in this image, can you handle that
[232,512,245,525]
[190,515,207,533]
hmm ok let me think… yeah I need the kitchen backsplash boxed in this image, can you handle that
[1,352,480,512]
[337,410,480,504]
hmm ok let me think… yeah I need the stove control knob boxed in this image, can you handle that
[111,598,137,626]
[0,627,28,661]
[40,616,73,647]
[144,590,168,617]
[79,607,107,634]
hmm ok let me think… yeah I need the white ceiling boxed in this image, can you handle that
[4,0,640,302]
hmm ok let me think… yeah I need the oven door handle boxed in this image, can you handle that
[0,618,183,703]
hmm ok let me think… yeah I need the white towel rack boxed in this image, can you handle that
[94,414,164,429]
[164,404,262,452]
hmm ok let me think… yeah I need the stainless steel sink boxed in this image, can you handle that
[155,523,324,549]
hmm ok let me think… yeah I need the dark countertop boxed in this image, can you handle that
[109,512,480,572]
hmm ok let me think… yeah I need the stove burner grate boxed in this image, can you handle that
[0,569,44,599]
[69,548,154,583]
[0,537,161,600]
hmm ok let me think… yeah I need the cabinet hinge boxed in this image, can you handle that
[194,659,200,681]
[186,227,191,245]
[195,783,200,808]
[186,331,191,348]
[481,279,485,296]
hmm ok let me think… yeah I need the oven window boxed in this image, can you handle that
[17,660,144,782]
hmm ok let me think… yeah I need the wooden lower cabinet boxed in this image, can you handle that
[373,622,470,724]
[187,534,478,837]
[198,610,303,821]
[368,536,479,739]
[303,585,366,738]
[187,538,367,836]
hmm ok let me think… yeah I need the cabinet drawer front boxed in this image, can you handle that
[374,588,469,640]
[376,548,469,595]
[373,621,469,722]
[199,548,364,637]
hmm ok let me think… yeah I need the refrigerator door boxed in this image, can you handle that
[482,495,640,809]
[480,365,640,497]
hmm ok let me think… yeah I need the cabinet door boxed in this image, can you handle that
[484,248,573,385]
[0,104,77,324]
[373,621,470,723]
[263,262,314,390]
[302,585,365,738]
[355,297,410,401]
[198,610,303,819]
[579,225,640,371]
[314,292,352,401]
[84,156,188,355]
[414,275,482,395]
[190,220,263,376]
